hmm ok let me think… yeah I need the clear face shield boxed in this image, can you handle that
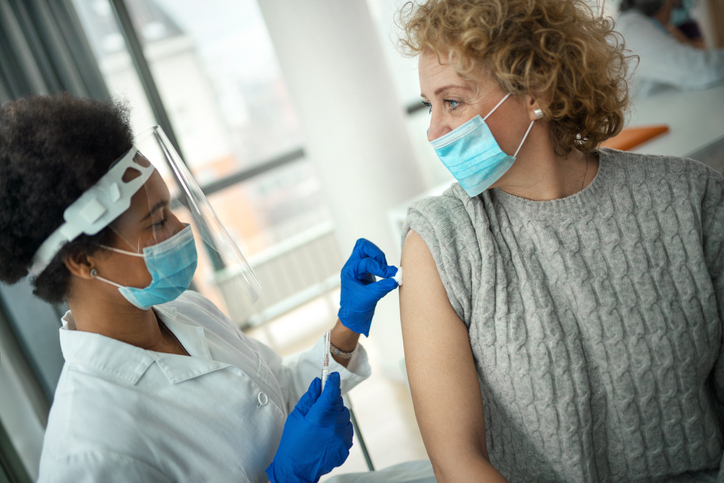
[30,126,261,311]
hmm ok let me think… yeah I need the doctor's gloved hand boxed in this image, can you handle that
[266,372,353,483]
[338,238,399,337]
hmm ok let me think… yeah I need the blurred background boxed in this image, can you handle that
[0,0,721,480]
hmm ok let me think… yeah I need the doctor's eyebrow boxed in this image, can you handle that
[140,200,170,222]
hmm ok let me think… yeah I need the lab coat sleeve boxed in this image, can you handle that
[38,451,175,483]
[616,12,724,91]
[251,334,371,414]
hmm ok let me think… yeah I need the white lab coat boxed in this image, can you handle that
[37,290,371,482]
[615,10,724,97]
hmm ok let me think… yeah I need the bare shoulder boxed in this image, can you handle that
[401,229,433,265]
[399,229,465,349]
[400,230,448,313]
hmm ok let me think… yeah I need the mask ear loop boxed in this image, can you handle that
[100,225,145,257]
[90,243,145,289]
[90,268,126,289]
[99,245,145,257]
[514,120,536,157]
[483,93,511,122]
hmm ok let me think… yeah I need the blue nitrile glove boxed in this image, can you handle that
[338,238,399,337]
[266,372,353,483]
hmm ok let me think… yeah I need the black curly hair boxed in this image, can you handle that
[0,93,133,303]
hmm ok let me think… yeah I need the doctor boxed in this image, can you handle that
[0,93,400,482]
[615,0,724,96]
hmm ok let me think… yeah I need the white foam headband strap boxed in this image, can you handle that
[29,147,155,276]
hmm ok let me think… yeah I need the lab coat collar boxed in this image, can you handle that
[59,307,230,386]
[154,303,213,360]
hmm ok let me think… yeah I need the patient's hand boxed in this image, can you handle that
[400,230,508,483]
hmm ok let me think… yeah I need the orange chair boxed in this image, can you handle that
[601,125,670,151]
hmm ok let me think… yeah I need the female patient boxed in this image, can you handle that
[398,0,724,481]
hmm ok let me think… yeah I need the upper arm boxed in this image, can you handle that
[399,230,506,482]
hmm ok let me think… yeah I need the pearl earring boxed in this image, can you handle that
[534,108,544,120]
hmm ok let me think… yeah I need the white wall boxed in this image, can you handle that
[257,0,429,380]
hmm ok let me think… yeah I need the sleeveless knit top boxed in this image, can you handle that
[402,148,724,482]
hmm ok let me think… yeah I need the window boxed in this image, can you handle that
[71,0,335,320]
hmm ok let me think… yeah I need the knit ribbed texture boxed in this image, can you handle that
[403,148,724,482]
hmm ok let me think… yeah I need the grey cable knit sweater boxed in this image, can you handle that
[402,148,724,482]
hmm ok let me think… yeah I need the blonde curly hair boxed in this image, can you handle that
[399,0,635,156]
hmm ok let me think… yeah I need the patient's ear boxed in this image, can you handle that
[526,95,545,122]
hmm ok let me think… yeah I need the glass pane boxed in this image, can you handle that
[180,159,333,319]
[71,0,335,318]
[73,0,303,184]
[72,0,159,133]
[207,159,331,257]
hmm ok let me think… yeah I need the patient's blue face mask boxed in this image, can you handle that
[93,225,198,310]
[430,93,535,197]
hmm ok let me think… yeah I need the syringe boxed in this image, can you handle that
[321,330,331,391]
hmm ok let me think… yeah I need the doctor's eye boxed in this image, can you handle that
[445,99,460,110]
[152,218,168,230]
[421,100,432,114]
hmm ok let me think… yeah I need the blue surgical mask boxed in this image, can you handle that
[93,225,198,310]
[430,93,535,197]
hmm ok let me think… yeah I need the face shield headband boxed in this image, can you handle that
[29,147,154,276]
[29,125,262,314]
